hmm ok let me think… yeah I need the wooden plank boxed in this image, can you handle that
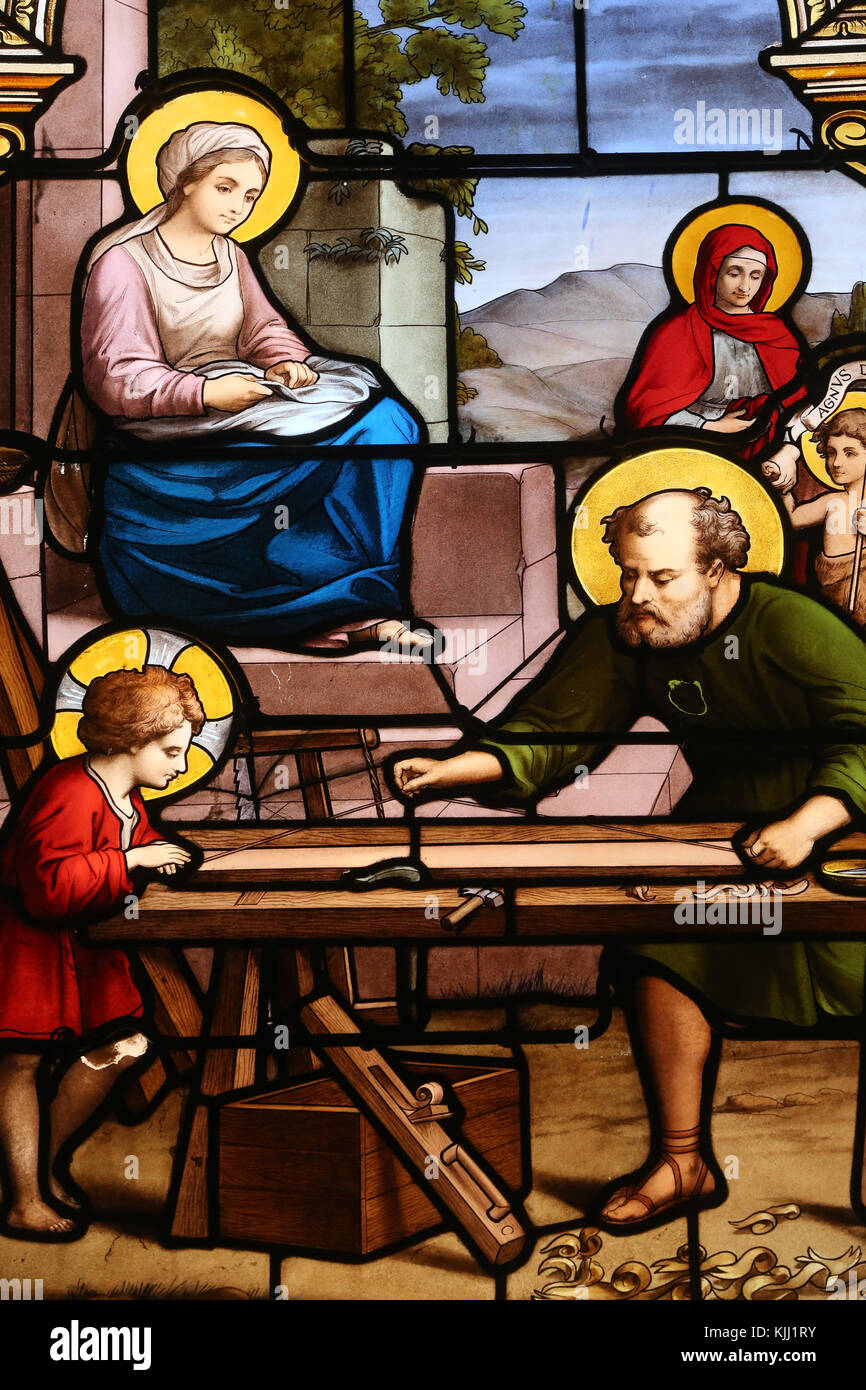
[190,824,411,850]
[194,837,743,883]
[513,883,866,935]
[218,1188,361,1250]
[220,1106,360,1158]
[232,949,261,1090]
[137,948,202,1068]
[297,749,331,819]
[87,887,499,941]
[170,1104,210,1241]
[219,1143,362,1196]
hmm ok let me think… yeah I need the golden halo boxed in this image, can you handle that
[50,626,237,801]
[572,449,785,606]
[670,202,803,312]
[125,90,301,242]
[801,390,866,490]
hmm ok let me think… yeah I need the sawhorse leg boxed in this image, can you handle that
[170,946,261,1241]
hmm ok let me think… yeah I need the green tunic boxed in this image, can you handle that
[477,577,866,1027]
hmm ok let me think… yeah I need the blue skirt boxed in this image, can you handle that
[97,396,419,643]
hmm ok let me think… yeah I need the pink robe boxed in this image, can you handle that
[80,240,309,421]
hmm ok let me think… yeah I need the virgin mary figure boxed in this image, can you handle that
[620,223,805,460]
[79,120,430,651]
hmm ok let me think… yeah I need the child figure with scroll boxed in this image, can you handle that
[780,408,866,627]
[0,665,201,1238]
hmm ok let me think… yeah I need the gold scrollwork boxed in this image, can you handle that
[0,124,26,160]
[821,110,866,153]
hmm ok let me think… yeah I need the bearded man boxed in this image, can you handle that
[392,487,866,1229]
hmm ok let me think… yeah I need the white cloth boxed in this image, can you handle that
[113,354,381,441]
[665,330,771,429]
[84,120,272,283]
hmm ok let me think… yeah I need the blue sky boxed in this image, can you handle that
[457,168,866,312]
[585,0,808,153]
[352,2,862,310]
[356,0,579,154]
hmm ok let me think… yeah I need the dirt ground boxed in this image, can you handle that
[2,1003,862,1303]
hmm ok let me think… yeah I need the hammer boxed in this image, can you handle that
[441,885,505,933]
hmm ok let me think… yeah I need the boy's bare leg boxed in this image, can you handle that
[601,975,716,1220]
[0,1052,75,1232]
[48,1033,150,1206]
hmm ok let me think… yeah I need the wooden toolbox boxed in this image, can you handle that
[217,1057,522,1255]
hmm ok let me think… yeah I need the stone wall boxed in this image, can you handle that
[261,141,449,443]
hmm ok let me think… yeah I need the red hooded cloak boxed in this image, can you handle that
[623,223,805,457]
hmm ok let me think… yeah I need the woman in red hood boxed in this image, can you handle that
[622,223,806,459]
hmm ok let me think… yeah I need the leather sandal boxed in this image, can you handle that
[598,1123,722,1231]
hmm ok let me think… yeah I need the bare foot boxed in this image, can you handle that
[373,620,434,651]
[6,1197,76,1234]
[48,1177,81,1210]
[602,1152,715,1224]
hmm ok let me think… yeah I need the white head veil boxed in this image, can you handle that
[83,121,272,282]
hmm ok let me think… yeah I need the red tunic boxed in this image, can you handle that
[622,223,806,460]
[0,756,162,1040]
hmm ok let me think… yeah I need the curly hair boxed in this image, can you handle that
[77,666,205,755]
[601,487,751,573]
[162,148,268,220]
[811,407,866,459]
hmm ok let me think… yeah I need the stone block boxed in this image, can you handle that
[0,488,42,579]
[308,324,381,360]
[299,177,381,231]
[380,232,448,328]
[260,230,310,325]
[410,468,525,617]
[32,178,102,296]
[379,325,447,424]
[102,0,148,149]
[307,238,381,327]
[380,179,447,241]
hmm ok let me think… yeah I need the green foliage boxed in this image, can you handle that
[157,0,527,135]
[832,282,866,337]
[456,316,502,369]
[306,228,409,265]
[453,240,486,284]
[157,0,346,127]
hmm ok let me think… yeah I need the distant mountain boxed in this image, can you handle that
[458,264,851,443]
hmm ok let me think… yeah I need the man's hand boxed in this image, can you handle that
[392,750,504,799]
[741,819,814,870]
[742,795,853,871]
[203,374,274,412]
[704,407,751,435]
[762,442,799,493]
[127,841,192,877]
[266,360,319,389]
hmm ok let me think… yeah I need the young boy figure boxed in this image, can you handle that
[0,665,202,1238]
[780,407,866,626]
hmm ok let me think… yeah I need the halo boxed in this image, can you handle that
[125,90,301,242]
[49,627,237,801]
[669,202,803,312]
[800,390,866,490]
[572,449,785,606]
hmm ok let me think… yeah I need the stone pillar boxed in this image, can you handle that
[261,142,449,443]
